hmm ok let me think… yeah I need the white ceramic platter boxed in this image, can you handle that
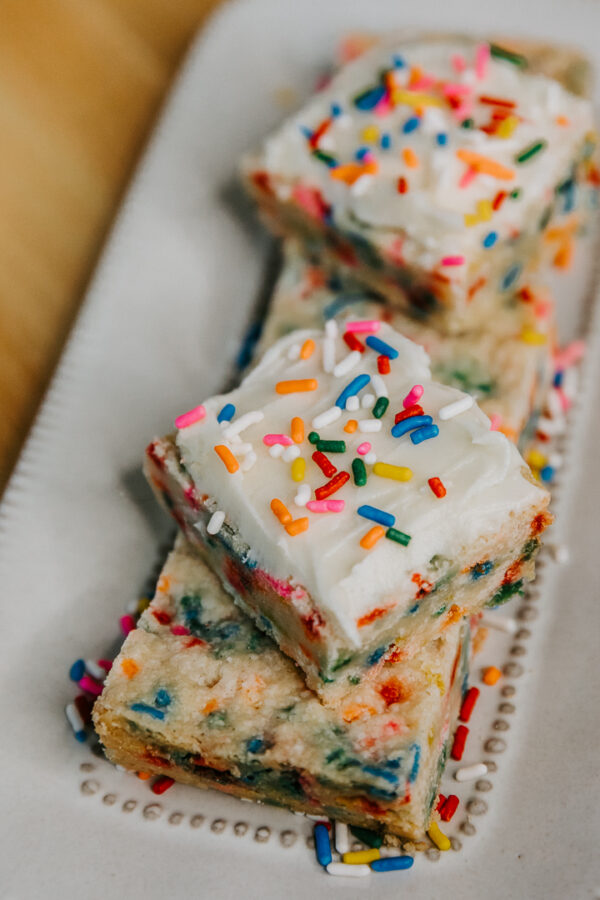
[1,1,600,897]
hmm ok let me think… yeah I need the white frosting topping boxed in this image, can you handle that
[252,36,593,277]
[176,323,546,647]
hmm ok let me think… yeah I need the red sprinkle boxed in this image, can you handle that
[312,450,337,478]
[459,686,480,723]
[397,176,408,194]
[377,355,390,374]
[440,795,460,822]
[436,794,447,813]
[394,404,424,424]
[451,725,469,761]
[343,332,365,353]
[315,471,350,500]
[152,609,172,625]
[120,614,136,635]
[151,775,175,795]
[428,477,446,498]
[74,694,93,724]
[478,95,516,108]
[492,190,507,211]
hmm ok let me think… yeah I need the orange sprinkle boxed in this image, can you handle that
[443,604,466,628]
[291,416,305,443]
[553,238,574,269]
[121,658,139,678]
[357,605,392,628]
[556,115,570,127]
[214,444,239,473]
[285,517,309,536]
[344,419,358,433]
[330,160,378,185]
[156,575,171,593]
[472,626,489,655]
[360,525,385,549]
[275,379,318,394]
[402,147,419,168]
[202,698,219,715]
[271,498,292,525]
[456,148,515,180]
[300,339,315,359]
[343,703,376,723]
[482,665,502,685]
[137,772,151,780]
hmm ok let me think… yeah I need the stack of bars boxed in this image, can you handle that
[94,32,597,864]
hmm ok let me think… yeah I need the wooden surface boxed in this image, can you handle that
[0,0,222,492]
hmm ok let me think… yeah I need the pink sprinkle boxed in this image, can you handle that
[120,614,136,635]
[346,320,381,333]
[306,499,345,513]
[441,255,466,267]
[451,53,466,73]
[170,625,190,636]
[78,675,103,697]
[97,659,113,673]
[452,100,473,123]
[403,385,424,409]
[292,184,326,220]
[534,300,553,320]
[175,405,205,429]
[556,387,571,413]
[554,339,585,370]
[410,75,436,90]
[263,434,293,446]
[374,95,393,117]
[357,442,371,455]
[489,414,502,431]
[475,43,490,80]
[459,166,478,189]
[442,82,472,97]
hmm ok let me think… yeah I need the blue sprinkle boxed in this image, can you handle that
[371,856,414,872]
[410,423,439,444]
[402,116,420,134]
[501,263,522,291]
[330,102,342,117]
[300,125,312,139]
[314,823,332,867]
[483,231,498,248]
[69,659,85,682]
[409,743,421,782]
[391,415,432,438]
[323,291,368,319]
[365,335,399,359]
[367,646,386,666]
[355,146,370,161]
[246,736,269,755]
[354,85,386,111]
[335,373,371,409]
[73,729,87,744]
[553,370,564,388]
[471,560,493,580]
[130,703,165,720]
[155,689,171,708]
[540,465,555,483]
[357,504,395,528]
[408,602,420,614]
[393,54,406,68]
[217,403,235,424]
[436,132,448,146]
[362,765,399,784]
[380,133,391,150]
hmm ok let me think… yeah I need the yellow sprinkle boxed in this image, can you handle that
[527,449,547,469]
[392,89,442,108]
[428,821,451,851]
[300,339,315,360]
[521,327,547,345]
[342,849,380,865]
[464,212,479,227]
[496,115,519,139]
[373,462,413,482]
[291,457,306,482]
[476,198,493,221]
[361,125,379,143]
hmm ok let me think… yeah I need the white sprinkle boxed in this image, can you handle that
[282,445,301,462]
[562,366,578,400]
[207,510,226,535]
[323,338,336,373]
[361,393,376,409]
[326,863,371,878]
[546,389,563,419]
[85,660,106,682]
[537,415,565,436]
[438,394,474,420]
[548,452,563,469]
[346,395,360,412]
[351,174,374,196]
[223,410,264,438]
[334,821,351,855]
[241,451,257,472]
[549,543,570,564]
[269,444,284,458]
[481,616,517,635]
[65,702,85,735]
[371,374,388,398]
[358,419,382,433]
[312,406,342,429]
[325,319,338,338]
[454,762,488,782]
[333,351,361,377]
[364,451,377,465]
[287,343,301,361]
[234,441,253,455]
[294,483,311,507]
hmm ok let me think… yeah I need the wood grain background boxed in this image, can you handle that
[0,0,222,491]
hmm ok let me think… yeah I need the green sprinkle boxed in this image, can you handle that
[348,674,361,685]
[515,140,547,164]
[490,43,528,68]
[316,440,346,453]
[350,825,383,848]
[372,396,389,419]
[352,458,367,486]
[308,431,320,444]
[312,149,337,167]
[385,527,411,546]
[510,188,522,199]
[460,118,475,130]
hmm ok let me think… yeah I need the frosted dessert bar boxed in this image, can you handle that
[254,241,555,446]
[94,538,468,839]
[144,321,550,698]
[243,34,596,332]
